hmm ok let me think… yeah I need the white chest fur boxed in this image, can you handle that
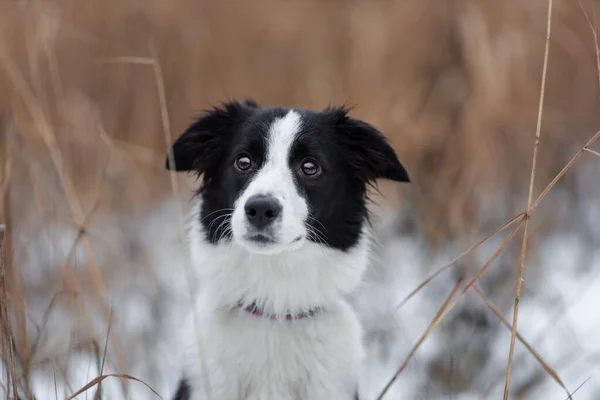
[181,293,364,400]
[177,209,371,400]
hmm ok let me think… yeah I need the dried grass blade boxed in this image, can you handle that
[504,1,553,397]
[0,225,20,400]
[378,217,524,399]
[576,0,600,92]
[64,373,163,400]
[377,279,463,400]
[531,129,600,211]
[583,147,600,158]
[396,212,525,310]
[564,376,592,399]
[473,285,571,399]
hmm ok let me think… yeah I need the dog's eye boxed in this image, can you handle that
[300,159,320,177]
[235,155,252,171]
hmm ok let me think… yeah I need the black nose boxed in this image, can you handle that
[244,195,282,229]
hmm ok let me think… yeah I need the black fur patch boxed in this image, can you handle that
[166,100,409,251]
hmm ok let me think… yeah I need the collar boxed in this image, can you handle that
[238,301,323,321]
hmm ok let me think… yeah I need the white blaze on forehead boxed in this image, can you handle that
[240,110,303,197]
[230,109,308,247]
[234,110,303,200]
[265,110,302,169]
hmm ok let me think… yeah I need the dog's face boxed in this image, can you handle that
[167,100,409,255]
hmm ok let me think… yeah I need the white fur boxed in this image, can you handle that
[177,111,372,399]
[231,111,308,255]
[181,216,370,400]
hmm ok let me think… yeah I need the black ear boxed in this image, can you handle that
[165,99,259,173]
[326,106,410,183]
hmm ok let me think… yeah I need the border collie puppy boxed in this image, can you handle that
[166,99,409,400]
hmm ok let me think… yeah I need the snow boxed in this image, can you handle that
[5,163,600,400]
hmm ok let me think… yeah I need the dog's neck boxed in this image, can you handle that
[237,301,323,321]
[188,214,372,318]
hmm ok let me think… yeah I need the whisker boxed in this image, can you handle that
[305,227,333,260]
[220,226,233,242]
[306,216,328,234]
[305,218,328,240]
[214,215,233,241]
[306,226,326,246]
[307,224,327,241]
[201,208,235,222]
[206,213,232,232]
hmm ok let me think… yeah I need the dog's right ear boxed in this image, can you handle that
[165,99,259,173]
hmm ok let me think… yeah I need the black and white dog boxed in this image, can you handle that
[166,99,409,400]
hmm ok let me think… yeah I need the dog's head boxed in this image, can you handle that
[166,99,409,256]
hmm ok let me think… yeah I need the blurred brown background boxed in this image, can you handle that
[1,0,600,399]
[2,0,599,236]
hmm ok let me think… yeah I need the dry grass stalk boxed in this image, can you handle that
[0,49,109,304]
[377,279,464,400]
[0,224,19,400]
[577,0,600,93]
[93,55,185,236]
[377,216,525,399]
[565,376,593,399]
[65,373,162,400]
[396,212,525,310]
[0,46,135,391]
[378,107,600,395]
[0,51,121,384]
[583,147,600,157]
[531,129,600,211]
[473,285,571,398]
[504,1,554,398]
[94,308,113,400]
[96,47,210,400]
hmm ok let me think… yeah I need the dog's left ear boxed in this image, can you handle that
[328,107,410,183]
[165,99,259,173]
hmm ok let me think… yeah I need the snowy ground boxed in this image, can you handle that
[3,163,599,400]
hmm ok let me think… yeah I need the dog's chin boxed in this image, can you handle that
[235,233,305,255]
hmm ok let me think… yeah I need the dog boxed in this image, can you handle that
[166,99,409,400]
